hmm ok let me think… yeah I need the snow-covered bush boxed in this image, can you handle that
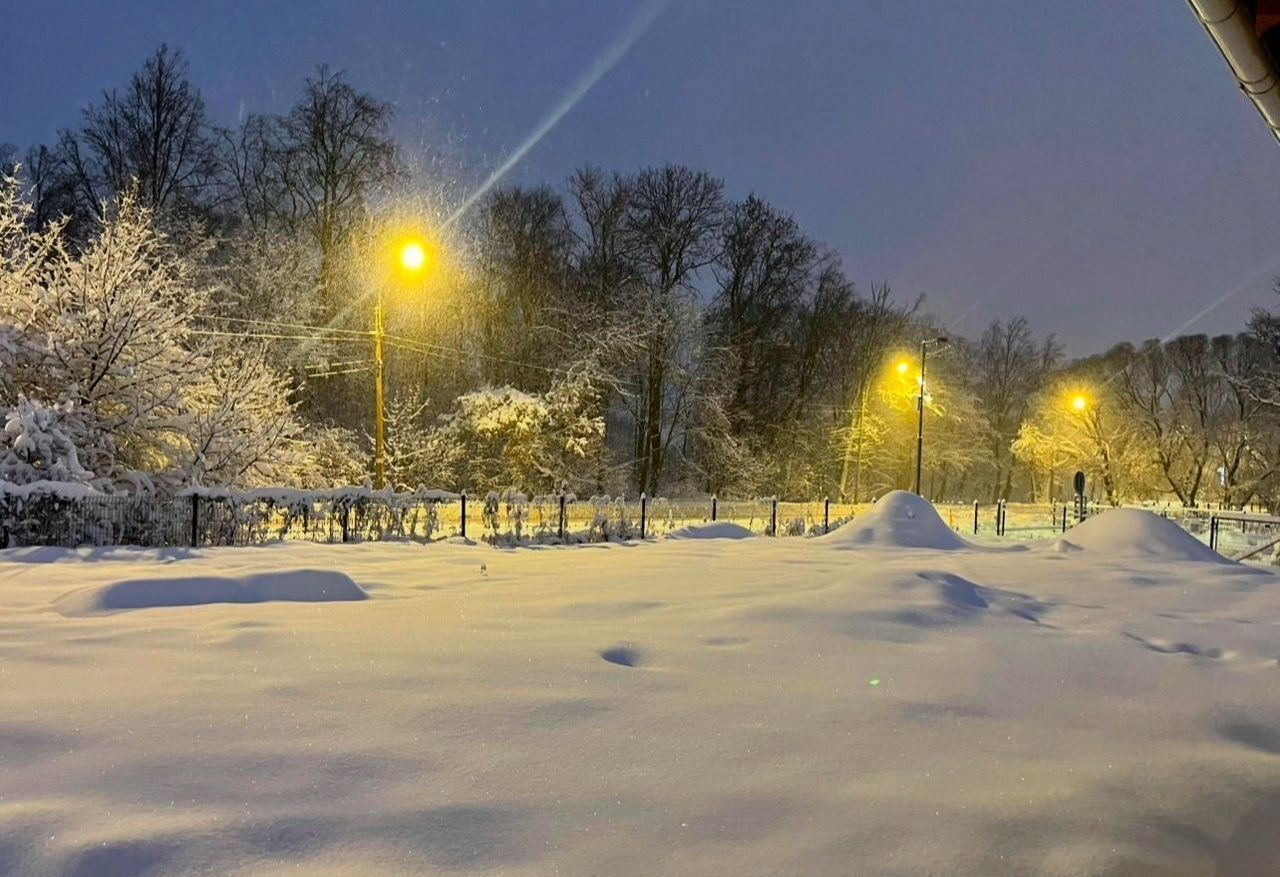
[405,366,606,496]
[0,173,306,491]
[588,494,635,542]
[0,395,94,485]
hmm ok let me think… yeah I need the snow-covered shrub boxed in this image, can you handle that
[0,174,306,491]
[295,426,368,489]
[406,364,607,496]
[588,494,635,542]
[0,395,94,485]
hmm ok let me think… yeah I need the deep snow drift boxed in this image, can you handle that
[820,489,970,549]
[664,521,755,540]
[57,569,368,615]
[1053,508,1230,563]
[1,514,1278,876]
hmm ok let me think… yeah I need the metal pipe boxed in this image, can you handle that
[1188,0,1280,142]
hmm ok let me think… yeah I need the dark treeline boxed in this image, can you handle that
[6,45,1280,508]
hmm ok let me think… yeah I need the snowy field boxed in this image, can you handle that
[3,492,1280,876]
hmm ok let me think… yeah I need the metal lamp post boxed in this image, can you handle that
[913,336,948,496]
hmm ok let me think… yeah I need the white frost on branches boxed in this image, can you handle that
[0,171,305,490]
[0,395,93,485]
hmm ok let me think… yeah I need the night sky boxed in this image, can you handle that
[3,0,1278,354]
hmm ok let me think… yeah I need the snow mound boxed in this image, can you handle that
[821,490,969,550]
[665,521,755,540]
[1062,509,1228,563]
[58,569,368,615]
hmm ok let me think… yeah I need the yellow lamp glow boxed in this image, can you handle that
[1071,394,1088,412]
[896,361,910,375]
[399,241,426,272]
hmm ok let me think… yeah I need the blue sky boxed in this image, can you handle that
[3,0,1279,353]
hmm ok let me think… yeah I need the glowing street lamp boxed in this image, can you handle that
[913,337,948,496]
[1071,394,1088,413]
[399,241,427,273]
[374,237,430,489]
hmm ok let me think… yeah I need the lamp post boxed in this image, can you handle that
[374,240,428,489]
[913,336,948,496]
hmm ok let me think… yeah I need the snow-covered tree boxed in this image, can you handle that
[0,173,307,490]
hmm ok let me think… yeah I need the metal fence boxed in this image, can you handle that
[5,488,1280,562]
[0,491,868,549]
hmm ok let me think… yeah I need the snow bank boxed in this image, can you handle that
[820,489,969,550]
[664,521,755,540]
[1058,509,1229,563]
[58,569,368,614]
[0,478,102,499]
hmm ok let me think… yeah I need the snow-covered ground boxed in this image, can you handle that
[2,492,1280,876]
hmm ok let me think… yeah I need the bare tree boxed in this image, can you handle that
[59,45,220,223]
[275,66,399,306]
[710,195,817,438]
[624,165,724,494]
[971,317,1060,501]
[472,186,576,389]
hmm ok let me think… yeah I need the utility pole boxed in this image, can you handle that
[373,238,428,490]
[374,287,386,490]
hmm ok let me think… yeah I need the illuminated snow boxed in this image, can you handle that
[2,508,1279,875]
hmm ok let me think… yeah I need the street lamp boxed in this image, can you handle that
[399,241,426,272]
[913,336,948,496]
[374,237,430,489]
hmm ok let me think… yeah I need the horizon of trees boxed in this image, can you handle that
[5,45,1280,509]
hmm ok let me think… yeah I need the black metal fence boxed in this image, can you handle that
[0,490,861,549]
[5,488,1280,561]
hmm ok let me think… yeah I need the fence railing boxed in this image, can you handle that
[4,487,1280,562]
[0,489,877,549]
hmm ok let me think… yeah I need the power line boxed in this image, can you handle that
[187,328,370,344]
[197,314,373,338]
[304,363,376,379]
[190,318,642,394]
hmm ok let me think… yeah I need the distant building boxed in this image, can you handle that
[1189,0,1280,142]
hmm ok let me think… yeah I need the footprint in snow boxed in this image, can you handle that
[600,645,645,667]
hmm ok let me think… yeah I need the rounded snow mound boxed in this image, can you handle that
[821,490,969,550]
[1060,509,1228,563]
[664,521,755,540]
[58,569,368,615]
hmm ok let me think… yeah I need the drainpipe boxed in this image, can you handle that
[1188,0,1280,143]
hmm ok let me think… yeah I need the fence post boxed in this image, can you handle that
[771,496,778,537]
[824,497,830,534]
[189,494,200,547]
[1061,504,1068,533]
[973,499,979,535]
[640,493,647,540]
[1209,515,1218,552]
[711,494,718,522]
[558,492,567,541]
[460,491,467,539]
[341,505,350,544]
